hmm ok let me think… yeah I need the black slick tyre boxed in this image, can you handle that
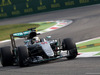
[62,38,78,60]
[17,46,29,67]
[0,46,13,67]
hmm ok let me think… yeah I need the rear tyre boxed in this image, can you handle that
[62,38,78,60]
[17,46,29,67]
[0,46,13,67]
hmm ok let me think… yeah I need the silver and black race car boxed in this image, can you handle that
[0,28,78,67]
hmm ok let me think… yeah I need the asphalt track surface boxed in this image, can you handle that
[0,4,100,75]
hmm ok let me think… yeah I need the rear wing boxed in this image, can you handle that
[10,28,37,50]
[13,31,31,37]
[12,28,37,38]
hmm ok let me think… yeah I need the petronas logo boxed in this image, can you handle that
[0,0,12,6]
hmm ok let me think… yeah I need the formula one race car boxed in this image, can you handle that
[0,28,78,67]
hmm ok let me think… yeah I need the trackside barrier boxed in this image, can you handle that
[0,0,100,19]
[77,43,100,49]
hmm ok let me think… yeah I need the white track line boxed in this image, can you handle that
[77,52,100,57]
[76,37,100,44]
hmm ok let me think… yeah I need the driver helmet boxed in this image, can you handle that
[32,37,40,43]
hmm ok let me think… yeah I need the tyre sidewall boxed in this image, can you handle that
[62,38,78,59]
[17,46,29,67]
[0,46,13,66]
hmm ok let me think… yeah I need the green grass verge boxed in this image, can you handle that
[77,38,100,47]
[77,38,100,53]
[78,46,100,52]
[0,22,57,41]
[0,24,39,41]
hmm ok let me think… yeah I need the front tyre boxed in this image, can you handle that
[17,46,29,67]
[62,38,78,60]
[0,46,13,67]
